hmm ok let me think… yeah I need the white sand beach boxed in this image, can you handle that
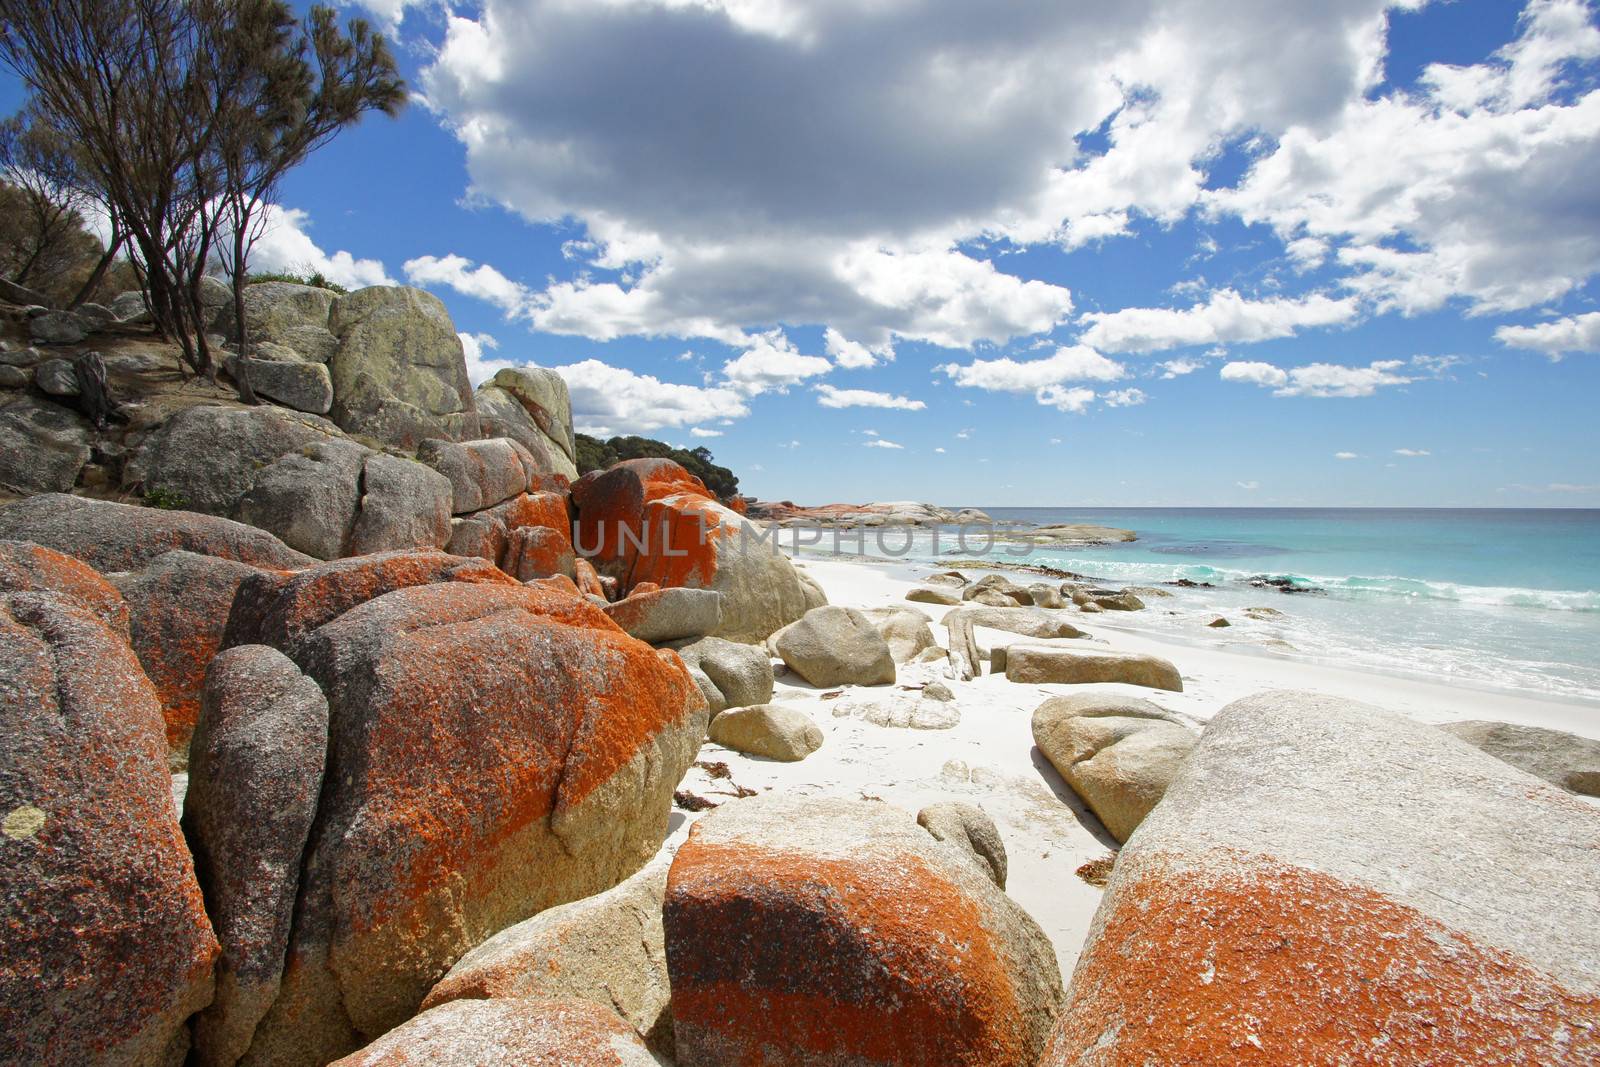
[666,553,1600,980]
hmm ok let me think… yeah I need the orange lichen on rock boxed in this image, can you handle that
[0,538,130,636]
[572,459,731,591]
[329,996,661,1066]
[448,491,576,580]
[223,549,517,655]
[666,839,1038,1066]
[573,557,607,599]
[1043,853,1600,1066]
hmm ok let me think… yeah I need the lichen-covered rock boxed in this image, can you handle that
[125,404,345,516]
[1031,693,1197,843]
[183,646,328,1067]
[666,636,773,712]
[28,308,88,344]
[0,493,314,572]
[863,605,937,663]
[111,550,266,768]
[773,605,896,687]
[329,997,666,1066]
[1441,719,1600,797]
[474,366,579,481]
[348,453,455,557]
[227,356,334,414]
[0,539,130,636]
[573,557,607,599]
[0,396,93,493]
[327,285,479,449]
[235,580,707,1064]
[604,586,724,644]
[945,606,1087,641]
[449,491,574,580]
[917,802,1008,889]
[424,856,674,1053]
[665,795,1062,1066]
[1005,644,1182,691]
[1040,691,1600,1065]
[217,281,339,363]
[572,458,812,642]
[418,436,542,515]
[222,550,515,660]
[708,703,824,762]
[0,591,218,1066]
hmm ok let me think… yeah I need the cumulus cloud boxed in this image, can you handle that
[1037,385,1098,414]
[1079,289,1359,354]
[458,331,513,385]
[552,359,750,436]
[1335,450,1359,459]
[814,385,926,411]
[1158,357,1206,378]
[251,206,395,289]
[940,346,1124,391]
[1104,388,1148,407]
[1221,358,1416,398]
[721,331,832,396]
[1394,447,1432,457]
[689,427,723,438]
[1495,310,1600,358]
[824,327,894,369]
[406,254,527,315]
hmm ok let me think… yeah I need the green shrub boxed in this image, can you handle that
[246,268,349,295]
[142,486,188,510]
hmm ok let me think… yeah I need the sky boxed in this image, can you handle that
[7,0,1600,507]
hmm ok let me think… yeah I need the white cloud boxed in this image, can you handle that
[405,254,527,315]
[864,438,905,450]
[720,331,833,396]
[1221,358,1414,398]
[1211,1,1600,315]
[250,206,395,290]
[1079,289,1358,354]
[815,384,926,411]
[1495,310,1600,358]
[940,345,1124,391]
[1237,480,1261,490]
[1036,385,1097,414]
[458,331,513,385]
[689,427,723,438]
[1335,450,1359,459]
[1157,357,1206,378]
[934,446,946,454]
[824,327,893,369]
[1103,387,1148,407]
[1394,448,1432,457]
[552,359,751,436]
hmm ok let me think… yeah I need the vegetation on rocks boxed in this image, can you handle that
[576,432,741,501]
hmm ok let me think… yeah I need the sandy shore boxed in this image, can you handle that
[664,554,1600,981]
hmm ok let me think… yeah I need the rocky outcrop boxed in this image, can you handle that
[772,605,896,687]
[0,396,93,493]
[227,355,333,415]
[424,855,674,1053]
[474,367,580,481]
[944,606,1087,640]
[917,802,1008,889]
[229,580,706,1064]
[329,997,667,1066]
[183,646,328,1067]
[327,286,478,449]
[0,493,314,572]
[418,436,544,515]
[1441,719,1600,797]
[666,636,774,714]
[348,453,456,557]
[1041,691,1600,1064]
[863,605,937,663]
[708,703,824,761]
[111,550,266,767]
[216,281,339,363]
[993,523,1137,546]
[0,538,130,635]
[1031,694,1198,842]
[664,795,1062,1065]
[572,458,813,642]
[605,587,724,644]
[746,500,995,528]
[965,574,1032,606]
[448,490,574,580]
[1005,644,1182,691]
[0,590,218,1066]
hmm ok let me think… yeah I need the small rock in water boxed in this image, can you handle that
[1206,615,1231,628]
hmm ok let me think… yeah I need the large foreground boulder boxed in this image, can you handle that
[474,366,580,481]
[1005,643,1182,691]
[0,493,314,572]
[327,285,479,449]
[228,580,707,1064]
[424,855,674,1053]
[1441,719,1600,797]
[772,604,896,687]
[666,636,774,713]
[1,591,218,1065]
[330,997,666,1066]
[0,539,130,635]
[665,795,1062,1066]
[183,646,329,1067]
[1031,693,1198,842]
[572,458,814,642]
[1041,691,1600,1064]
[863,605,937,663]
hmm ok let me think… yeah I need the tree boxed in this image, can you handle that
[0,0,403,382]
[575,432,743,502]
[0,108,110,305]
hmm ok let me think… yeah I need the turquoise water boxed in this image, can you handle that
[911,508,1600,703]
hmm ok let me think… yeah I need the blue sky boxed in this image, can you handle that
[8,0,1600,506]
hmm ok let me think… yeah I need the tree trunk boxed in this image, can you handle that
[71,351,117,430]
[229,221,258,404]
[67,229,127,311]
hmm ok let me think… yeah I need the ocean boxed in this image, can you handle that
[853,508,1600,704]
